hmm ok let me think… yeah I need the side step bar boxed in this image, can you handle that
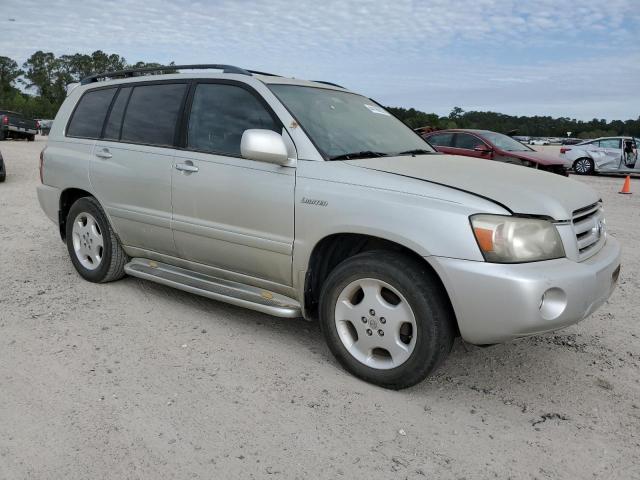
[124,258,302,318]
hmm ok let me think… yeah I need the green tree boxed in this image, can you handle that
[0,56,22,94]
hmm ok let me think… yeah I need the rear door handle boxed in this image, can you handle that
[175,162,199,173]
[95,148,112,159]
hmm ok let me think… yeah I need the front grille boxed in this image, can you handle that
[572,202,605,260]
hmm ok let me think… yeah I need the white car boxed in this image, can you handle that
[528,138,550,146]
[561,137,639,175]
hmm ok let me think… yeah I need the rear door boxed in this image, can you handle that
[91,81,189,256]
[597,138,622,169]
[425,132,455,154]
[171,81,295,286]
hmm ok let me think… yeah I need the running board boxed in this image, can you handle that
[124,258,302,318]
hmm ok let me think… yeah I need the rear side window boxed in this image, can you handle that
[103,87,132,140]
[121,83,187,147]
[598,138,621,149]
[187,83,279,156]
[427,133,453,147]
[67,88,116,138]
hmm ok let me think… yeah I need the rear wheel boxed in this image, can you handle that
[319,251,455,389]
[573,157,594,175]
[27,134,35,142]
[65,197,127,283]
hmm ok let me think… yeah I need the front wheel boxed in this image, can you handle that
[573,157,594,175]
[319,251,455,389]
[66,197,127,283]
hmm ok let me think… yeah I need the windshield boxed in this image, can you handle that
[269,84,435,159]
[481,131,533,152]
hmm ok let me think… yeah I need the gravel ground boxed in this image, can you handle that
[1,137,639,480]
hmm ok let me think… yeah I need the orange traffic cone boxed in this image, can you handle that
[619,175,632,194]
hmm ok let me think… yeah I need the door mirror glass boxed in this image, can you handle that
[241,129,293,166]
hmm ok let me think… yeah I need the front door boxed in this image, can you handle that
[171,81,295,287]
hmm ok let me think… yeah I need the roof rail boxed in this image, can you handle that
[80,64,252,85]
[247,70,281,77]
[312,80,346,89]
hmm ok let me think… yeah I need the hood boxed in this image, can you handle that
[509,149,565,166]
[346,154,599,220]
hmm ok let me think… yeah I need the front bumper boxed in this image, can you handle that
[429,237,621,345]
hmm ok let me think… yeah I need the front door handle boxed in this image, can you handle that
[175,162,199,173]
[95,148,112,159]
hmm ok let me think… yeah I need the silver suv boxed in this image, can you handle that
[37,64,621,389]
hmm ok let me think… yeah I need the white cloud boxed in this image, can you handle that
[1,0,639,119]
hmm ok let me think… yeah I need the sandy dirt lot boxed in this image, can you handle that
[1,138,639,479]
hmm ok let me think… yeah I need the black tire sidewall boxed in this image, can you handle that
[65,197,116,283]
[319,251,454,389]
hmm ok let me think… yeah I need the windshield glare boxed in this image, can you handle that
[269,84,434,159]
[481,131,532,152]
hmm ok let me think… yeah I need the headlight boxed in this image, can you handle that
[470,214,565,263]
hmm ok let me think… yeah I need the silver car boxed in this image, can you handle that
[562,136,639,175]
[37,64,621,389]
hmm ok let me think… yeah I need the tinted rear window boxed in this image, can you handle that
[103,87,132,141]
[67,88,117,138]
[121,83,187,147]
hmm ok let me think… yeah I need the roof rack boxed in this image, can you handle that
[80,64,252,85]
[312,80,346,89]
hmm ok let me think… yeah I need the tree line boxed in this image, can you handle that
[0,50,175,118]
[1,50,638,138]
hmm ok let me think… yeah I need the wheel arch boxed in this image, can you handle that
[302,232,459,335]
[58,188,95,241]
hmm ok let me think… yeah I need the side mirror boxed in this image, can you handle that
[240,129,294,167]
[474,144,492,154]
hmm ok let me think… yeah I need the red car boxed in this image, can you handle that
[422,129,568,176]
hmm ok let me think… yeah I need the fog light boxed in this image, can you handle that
[539,288,567,321]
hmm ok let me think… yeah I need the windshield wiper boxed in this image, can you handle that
[395,149,433,156]
[328,151,388,161]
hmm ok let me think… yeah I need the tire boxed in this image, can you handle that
[319,251,455,389]
[573,157,594,175]
[0,130,5,141]
[27,134,35,142]
[65,197,127,283]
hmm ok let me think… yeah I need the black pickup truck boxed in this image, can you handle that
[0,110,38,141]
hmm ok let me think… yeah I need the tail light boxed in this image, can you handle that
[2,115,7,125]
[560,147,571,154]
[39,147,46,183]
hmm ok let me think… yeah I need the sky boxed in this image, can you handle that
[1,0,639,120]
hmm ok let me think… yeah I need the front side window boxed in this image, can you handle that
[121,83,187,147]
[481,131,532,152]
[67,88,116,138]
[598,138,621,149]
[455,133,485,150]
[187,83,279,156]
[269,84,434,159]
[427,133,453,147]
